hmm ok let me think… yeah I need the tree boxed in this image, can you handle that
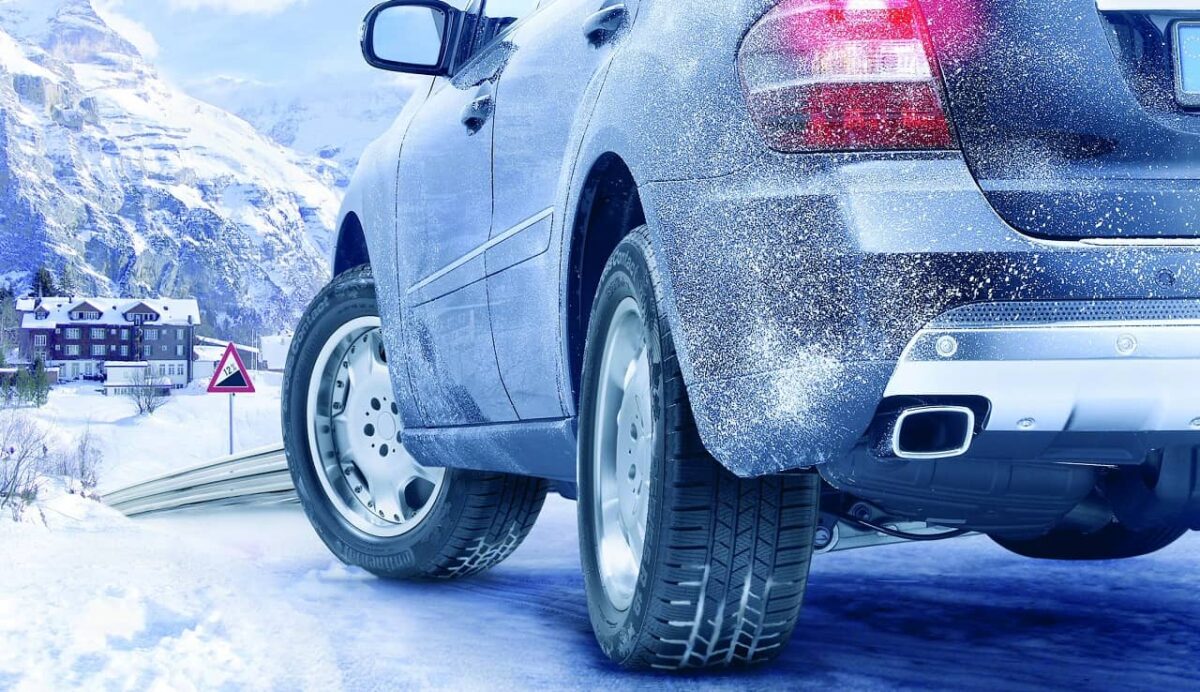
[31,359,49,407]
[0,372,13,408]
[57,265,79,296]
[14,367,34,407]
[32,267,60,298]
[0,410,50,520]
[0,286,15,365]
[125,367,169,415]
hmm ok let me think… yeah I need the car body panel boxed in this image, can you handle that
[924,0,1200,240]
[396,46,517,426]
[487,0,636,420]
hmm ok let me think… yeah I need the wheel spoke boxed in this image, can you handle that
[306,320,445,537]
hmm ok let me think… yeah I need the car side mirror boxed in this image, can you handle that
[362,0,458,76]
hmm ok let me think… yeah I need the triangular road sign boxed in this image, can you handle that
[208,342,256,394]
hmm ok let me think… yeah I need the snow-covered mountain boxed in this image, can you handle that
[190,74,413,188]
[0,0,341,340]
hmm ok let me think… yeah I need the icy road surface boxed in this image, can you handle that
[3,495,1199,690]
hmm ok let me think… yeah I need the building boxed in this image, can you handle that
[195,336,259,372]
[103,361,172,397]
[259,331,293,372]
[16,296,200,386]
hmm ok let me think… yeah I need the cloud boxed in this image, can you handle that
[93,0,160,59]
[166,0,308,15]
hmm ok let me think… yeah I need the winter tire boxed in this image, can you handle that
[283,265,548,579]
[992,523,1188,561]
[577,228,822,670]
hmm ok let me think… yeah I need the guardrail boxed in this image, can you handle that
[102,445,297,516]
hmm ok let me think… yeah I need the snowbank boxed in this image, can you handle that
[22,378,284,492]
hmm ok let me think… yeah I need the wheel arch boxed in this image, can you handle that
[333,212,371,277]
[565,152,647,409]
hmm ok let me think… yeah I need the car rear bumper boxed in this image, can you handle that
[640,152,1200,476]
[890,301,1200,434]
[887,300,1200,465]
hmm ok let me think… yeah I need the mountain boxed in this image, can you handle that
[0,0,340,341]
[189,74,413,189]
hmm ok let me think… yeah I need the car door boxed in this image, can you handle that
[487,0,640,419]
[396,0,519,426]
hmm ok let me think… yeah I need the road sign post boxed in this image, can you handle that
[207,343,256,456]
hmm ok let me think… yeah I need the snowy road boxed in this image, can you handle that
[3,495,1199,690]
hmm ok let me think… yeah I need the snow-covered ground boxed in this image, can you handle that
[23,377,283,492]
[2,494,1198,690]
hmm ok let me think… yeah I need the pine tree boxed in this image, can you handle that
[32,267,59,297]
[58,265,79,295]
[15,367,33,406]
[31,359,49,407]
[0,286,15,363]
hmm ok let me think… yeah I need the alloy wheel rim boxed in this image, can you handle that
[306,317,445,537]
[593,297,654,612]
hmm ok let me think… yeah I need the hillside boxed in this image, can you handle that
[0,0,339,339]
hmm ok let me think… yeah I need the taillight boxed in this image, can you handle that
[738,0,954,152]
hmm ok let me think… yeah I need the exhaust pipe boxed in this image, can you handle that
[883,406,976,460]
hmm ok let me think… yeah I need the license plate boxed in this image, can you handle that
[1174,22,1200,107]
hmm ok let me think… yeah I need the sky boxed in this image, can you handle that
[95,0,391,88]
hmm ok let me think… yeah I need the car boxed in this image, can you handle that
[283,0,1200,670]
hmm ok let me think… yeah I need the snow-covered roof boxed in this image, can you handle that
[194,345,227,362]
[259,332,292,367]
[195,335,259,354]
[104,361,150,368]
[19,297,201,329]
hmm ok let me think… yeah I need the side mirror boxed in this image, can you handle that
[362,1,457,76]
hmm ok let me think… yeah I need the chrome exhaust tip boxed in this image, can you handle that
[887,406,976,460]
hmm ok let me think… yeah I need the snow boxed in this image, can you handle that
[0,0,337,337]
[1,496,1198,689]
[23,378,283,493]
[18,296,202,329]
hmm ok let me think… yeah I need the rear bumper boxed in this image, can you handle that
[887,300,1200,465]
[640,152,1200,476]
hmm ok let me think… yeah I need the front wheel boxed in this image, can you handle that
[283,265,548,579]
[577,229,821,670]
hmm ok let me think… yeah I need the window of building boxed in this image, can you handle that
[65,328,80,340]
[158,364,167,376]
[92,345,106,357]
[120,345,129,357]
[177,328,184,340]
[90,328,106,340]
[144,328,158,341]
[120,329,130,340]
[33,334,47,347]
[65,345,81,357]
[176,345,185,357]
[161,345,169,354]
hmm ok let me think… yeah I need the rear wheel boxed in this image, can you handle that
[283,265,547,579]
[578,229,821,670]
[992,523,1188,561]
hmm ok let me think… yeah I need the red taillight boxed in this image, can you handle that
[738,0,954,152]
